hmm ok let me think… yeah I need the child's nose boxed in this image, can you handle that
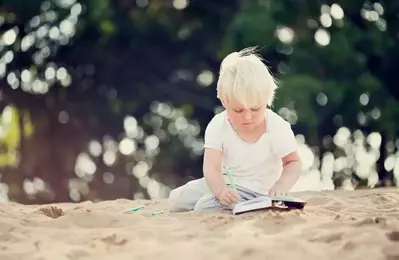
[244,111,252,120]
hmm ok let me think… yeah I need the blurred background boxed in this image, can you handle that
[0,0,398,204]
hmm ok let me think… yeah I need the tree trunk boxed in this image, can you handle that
[376,132,389,187]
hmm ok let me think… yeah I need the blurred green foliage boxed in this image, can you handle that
[0,0,398,203]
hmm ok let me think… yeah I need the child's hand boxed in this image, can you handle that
[269,152,301,197]
[268,183,289,197]
[218,187,240,206]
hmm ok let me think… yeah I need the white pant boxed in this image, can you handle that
[168,177,264,212]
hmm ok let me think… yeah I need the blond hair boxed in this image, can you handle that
[217,47,278,108]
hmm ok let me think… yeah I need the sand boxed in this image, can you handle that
[1,188,399,260]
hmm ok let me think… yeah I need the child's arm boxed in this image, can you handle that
[202,115,240,205]
[203,148,225,196]
[268,151,301,196]
[268,114,301,196]
[203,148,240,205]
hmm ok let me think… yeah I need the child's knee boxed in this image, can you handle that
[193,195,221,211]
[167,186,185,212]
[167,178,211,212]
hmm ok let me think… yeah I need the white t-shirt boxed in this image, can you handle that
[203,109,297,195]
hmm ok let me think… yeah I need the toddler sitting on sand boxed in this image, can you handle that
[168,47,302,212]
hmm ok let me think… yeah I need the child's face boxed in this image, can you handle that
[222,99,266,130]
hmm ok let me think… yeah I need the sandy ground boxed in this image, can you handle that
[1,188,399,260]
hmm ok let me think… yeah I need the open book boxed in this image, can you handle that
[223,168,306,215]
[232,195,306,215]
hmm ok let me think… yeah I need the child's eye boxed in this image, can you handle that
[233,109,243,113]
[251,107,261,111]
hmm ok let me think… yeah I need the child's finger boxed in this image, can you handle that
[220,197,229,206]
[227,191,240,203]
[231,192,240,202]
[224,193,235,204]
[232,191,240,200]
[221,193,234,205]
[221,192,232,203]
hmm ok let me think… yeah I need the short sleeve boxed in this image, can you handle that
[270,115,297,158]
[203,115,224,151]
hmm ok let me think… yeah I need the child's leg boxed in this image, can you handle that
[168,178,210,212]
[194,193,229,211]
[235,185,264,201]
[192,185,266,212]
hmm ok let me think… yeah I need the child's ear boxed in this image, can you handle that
[220,99,228,109]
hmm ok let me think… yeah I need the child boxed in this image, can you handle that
[168,47,302,212]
